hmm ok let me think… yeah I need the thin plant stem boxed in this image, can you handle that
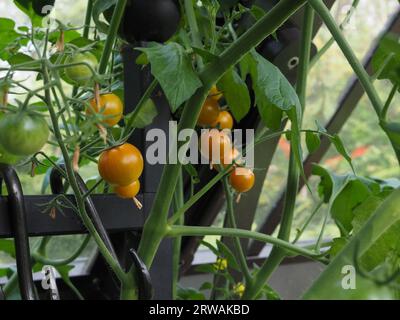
[243,4,315,300]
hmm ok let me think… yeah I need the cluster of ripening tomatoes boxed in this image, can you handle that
[198,86,255,195]
[87,85,254,206]
[85,92,144,207]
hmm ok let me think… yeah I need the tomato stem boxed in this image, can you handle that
[136,0,307,269]
[242,4,315,300]
[98,0,127,75]
[166,226,328,263]
[309,0,400,165]
[221,175,253,285]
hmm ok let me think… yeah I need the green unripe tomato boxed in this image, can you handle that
[0,112,50,156]
[65,52,98,86]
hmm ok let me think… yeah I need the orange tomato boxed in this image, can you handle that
[229,167,255,193]
[98,143,143,186]
[200,129,232,164]
[114,180,140,199]
[212,111,234,130]
[88,93,124,127]
[197,98,220,126]
[209,85,223,101]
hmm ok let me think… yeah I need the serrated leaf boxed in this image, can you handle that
[13,0,43,27]
[304,189,400,300]
[92,0,117,34]
[0,239,16,258]
[329,237,349,258]
[126,98,158,129]
[306,131,321,154]
[249,51,302,123]
[351,190,399,271]
[217,67,251,122]
[7,52,34,65]
[372,33,400,87]
[247,51,305,182]
[329,134,354,172]
[312,164,381,235]
[137,42,202,112]
[192,47,218,63]
[34,156,57,175]
[0,18,24,61]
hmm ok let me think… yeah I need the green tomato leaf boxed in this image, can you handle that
[126,98,158,129]
[381,121,400,151]
[192,47,218,63]
[13,0,43,27]
[249,51,302,128]
[329,237,349,258]
[92,0,117,34]
[303,188,400,300]
[217,67,251,122]
[138,42,202,112]
[329,134,354,172]
[247,51,305,184]
[306,131,321,154]
[312,165,381,235]
[6,52,34,65]
[34,156,58,175]
[0,239,16,258]
[372,33,400,87]
[0,18,25,61]
[351,190,400,271]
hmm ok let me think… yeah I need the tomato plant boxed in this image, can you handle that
[0,0,399,302]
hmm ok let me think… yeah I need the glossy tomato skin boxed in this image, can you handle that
[229,167,255,193]
[209,85,222,101]
[198,98,220,127]
[98,143,144,186]
[32,0,55,16]
[88,93,124,127]
[212,111,234,130]
[105,0,181,43]
[114,180,140,199]
[65,52,98,86]
[0,112,49,156]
